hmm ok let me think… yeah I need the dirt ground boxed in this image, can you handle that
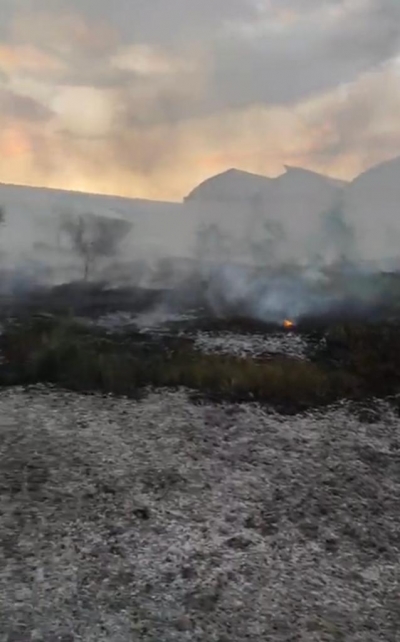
[1,385,399,641]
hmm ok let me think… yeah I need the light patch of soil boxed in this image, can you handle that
[0,386,399,641]
[191,330,308,360]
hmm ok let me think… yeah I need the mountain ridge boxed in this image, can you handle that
[0,156,398,205]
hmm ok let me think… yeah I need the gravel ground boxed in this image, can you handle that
[1,386,400,641]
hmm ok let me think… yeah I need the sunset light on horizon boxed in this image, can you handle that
[0,0,399,200]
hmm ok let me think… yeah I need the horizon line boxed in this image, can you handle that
[0,156,397,204]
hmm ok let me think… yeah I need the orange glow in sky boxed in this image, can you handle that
[0,4,399,200]
[1,128,31,158]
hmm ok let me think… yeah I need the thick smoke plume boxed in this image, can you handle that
[0,158,400,323]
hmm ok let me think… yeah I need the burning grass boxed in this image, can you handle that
[0,316,327,410]
[282,319,295,329]
[1,314,400,410]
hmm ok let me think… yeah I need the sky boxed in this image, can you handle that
[0,0,399,200]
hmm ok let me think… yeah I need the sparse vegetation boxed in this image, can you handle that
[59,212,132,281]
[1,315,400,410]
[315,321,400,393]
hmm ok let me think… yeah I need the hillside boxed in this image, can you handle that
[184,168,273,203]
[343,156,400,265]
[184,166,345,202]
[0,182,187,265]
[0,157,399,272]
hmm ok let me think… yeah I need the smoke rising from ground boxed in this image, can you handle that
[0,2,398,324]
[1,157,400,323]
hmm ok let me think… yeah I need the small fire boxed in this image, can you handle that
[283,319,295,329]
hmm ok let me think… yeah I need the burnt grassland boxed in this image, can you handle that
[0,274,400,412]
[1,279,400,641]
[1,310,400,413]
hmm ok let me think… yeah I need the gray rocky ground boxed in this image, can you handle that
[1,386,399,641]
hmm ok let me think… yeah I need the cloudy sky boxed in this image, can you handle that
[0,0,399,200]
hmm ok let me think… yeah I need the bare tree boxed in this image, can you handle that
[59,212,132,281]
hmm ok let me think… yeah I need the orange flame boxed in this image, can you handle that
[283,319,295,329]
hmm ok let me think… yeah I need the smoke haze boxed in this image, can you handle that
[1,1,400,320]
[1,155,400,322]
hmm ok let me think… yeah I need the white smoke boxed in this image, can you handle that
[0,158,399,321]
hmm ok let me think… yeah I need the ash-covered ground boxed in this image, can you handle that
[1,280,400,641]
[82,309,310,361]
[0,281,319,362]
[1,386,400,642]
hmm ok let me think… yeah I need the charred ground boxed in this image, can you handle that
[1,274,400,641]
[1,273,400,412]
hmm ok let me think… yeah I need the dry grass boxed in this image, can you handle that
[0,316,339,409]
[1,315,400,410]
